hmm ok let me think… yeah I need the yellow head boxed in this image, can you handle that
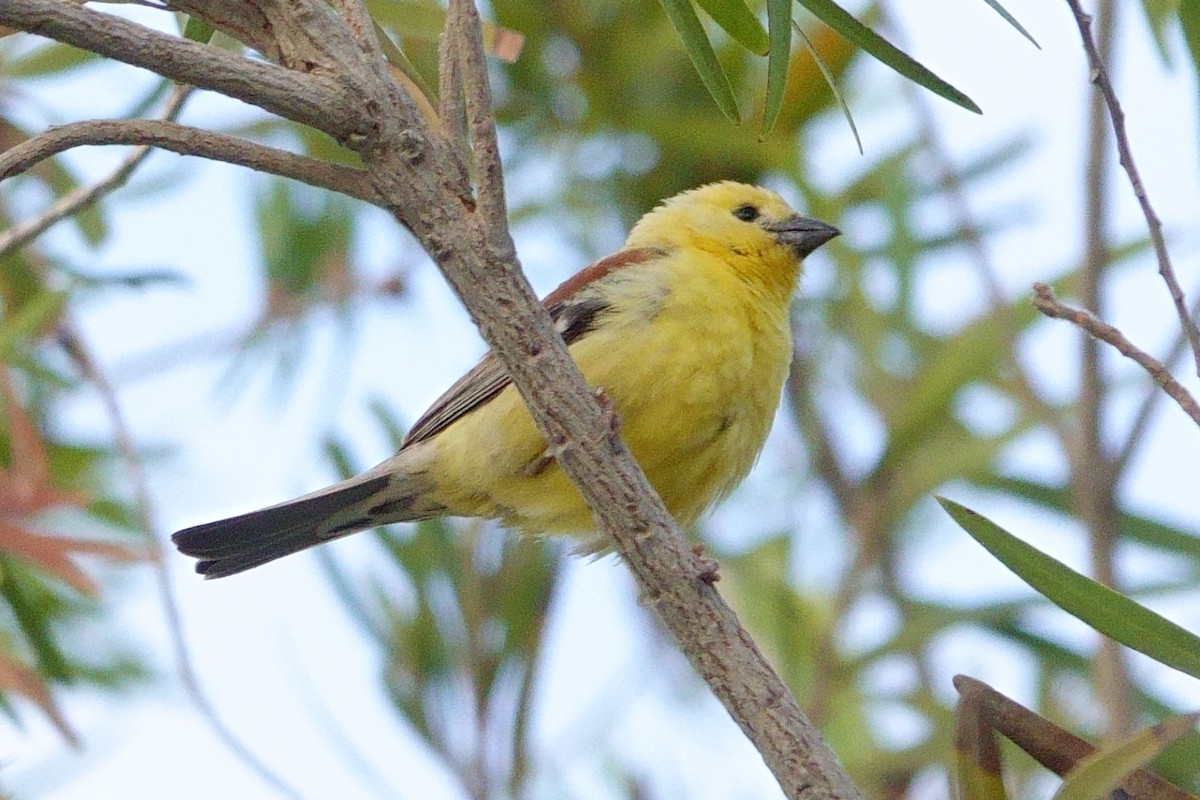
[624,181,838,296]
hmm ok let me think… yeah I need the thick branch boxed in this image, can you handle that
[0,119,380,204]
[2,1,861,796]
[335,23,861,800]
[1033,283,1200,430]
[0,0,366,142]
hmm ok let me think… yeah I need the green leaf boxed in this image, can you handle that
[1180,0,1200,99]
[695,0,770,55]
[182,16,216,43]
[794,21,861,152]
[938,497,1200,680]
[978,474,1200,564]
[0,290,67,361]
[5,43,101,79]
[373,20,439,106]
[795,0,981,113]
[1142,0,1182,63]
[0,558,71,682]
[657,0,742,122]
[1053,714,1199,800]
[762,0,792,135]
[953,698,1008,800]
[978,0,1040,49]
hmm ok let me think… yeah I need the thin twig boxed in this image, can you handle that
[1114,290,1200,476]
[0,119,380,206]
[55,324,303,800]
[445,0,506,223]
[1032,283,1200,430]
[0,85,192,258]
[436,9,473,198]
[1065,0,1200,378]
[1072,0,1135,740]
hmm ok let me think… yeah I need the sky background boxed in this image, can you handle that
[4,1,1200,797]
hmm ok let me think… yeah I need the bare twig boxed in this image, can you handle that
[1115,290,1200,475]
[445,0,506,223]
[1071,0,1135,740]
[1033,283,1200,430]
[0,85,193,258]
[1066,0,1200,378]
[0,119,380,205]
[436,10,473,198]
[55,324,302,800]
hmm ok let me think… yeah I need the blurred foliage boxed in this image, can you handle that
[319,404,568,798]
[4,0,1200,798]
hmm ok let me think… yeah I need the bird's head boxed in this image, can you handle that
[625,182,839,290]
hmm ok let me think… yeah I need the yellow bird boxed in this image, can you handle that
[173,182,839,577]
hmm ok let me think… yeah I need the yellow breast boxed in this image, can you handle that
[425,245,797,538]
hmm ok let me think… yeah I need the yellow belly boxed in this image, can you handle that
[425,262,794,536]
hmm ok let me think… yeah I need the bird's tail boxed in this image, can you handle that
[172,464,441,579]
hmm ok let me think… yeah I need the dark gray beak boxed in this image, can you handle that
[766,215,840,258]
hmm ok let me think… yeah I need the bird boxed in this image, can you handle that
[172,182,839,578]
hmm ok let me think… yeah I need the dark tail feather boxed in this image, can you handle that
[173,475,393,579]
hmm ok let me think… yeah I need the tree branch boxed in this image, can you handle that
[328,0,383,62]
[1033,283,1200,431]
[0,119,380,205]
[54,327,302,800]
[1065,0,1200,379]
[0,84,194,258]
[4,1,862,796]
[0,0,366,141]
[445,0,506,224]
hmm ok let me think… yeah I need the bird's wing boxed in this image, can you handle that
[401,246,667,449]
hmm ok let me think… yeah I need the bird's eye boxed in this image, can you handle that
[732,204,760,222]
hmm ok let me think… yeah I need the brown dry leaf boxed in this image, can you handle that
[0,368,90,515]
[0,650,79,746]
[0,522,146,596]
[485,26,524,63]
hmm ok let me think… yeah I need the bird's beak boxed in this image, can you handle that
[765,215,840,258]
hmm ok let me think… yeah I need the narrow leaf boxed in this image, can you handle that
[795,0,981,113]
[954,684,1009,800]
[978,0,1040,49]
[1053,714,1200,800]
[938,497,1200,679]
[373,21,439,106]
[1180,0,1200,105]
[0,291,67,360]
[762,0,792,134]
[695,0,769,54]
[1141,0,1182,63]
[658,0,742,122]
[372,0,524,61]
[793,21,861,152]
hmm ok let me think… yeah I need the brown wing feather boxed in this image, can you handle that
[400,246,668,450]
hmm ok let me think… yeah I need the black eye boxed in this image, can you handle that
[732,204,760,222]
